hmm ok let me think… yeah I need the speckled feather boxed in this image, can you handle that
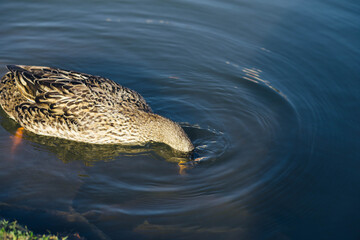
[0,65,194,152]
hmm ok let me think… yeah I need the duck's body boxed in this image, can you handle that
[0,65,194,152]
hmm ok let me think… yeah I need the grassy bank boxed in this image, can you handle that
[0,219,69,240]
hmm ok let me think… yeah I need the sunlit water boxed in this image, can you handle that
[0,0,359,239]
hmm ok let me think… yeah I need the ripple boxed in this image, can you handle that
[46,62,300,219]
[1,0,343,239]
[0,11,301,219]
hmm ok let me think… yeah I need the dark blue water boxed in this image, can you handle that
[0,0,359,239]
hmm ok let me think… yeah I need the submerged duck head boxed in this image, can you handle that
[141,113,194,153]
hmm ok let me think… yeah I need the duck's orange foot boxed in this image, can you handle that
[178,157,205,175]
[11,127,24,154]
[178,160,188,175]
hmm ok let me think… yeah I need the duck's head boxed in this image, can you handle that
[142,114,194,153]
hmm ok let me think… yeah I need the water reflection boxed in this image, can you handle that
[134,220,243,236]
[2,0,356,238]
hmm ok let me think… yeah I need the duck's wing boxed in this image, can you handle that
[7,65,96,117]
[6,65,152,114]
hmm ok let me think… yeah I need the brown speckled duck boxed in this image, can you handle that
[0,65,194,152]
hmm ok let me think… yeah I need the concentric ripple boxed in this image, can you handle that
[0,0,337,239]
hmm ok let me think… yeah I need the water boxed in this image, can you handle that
[0,0,359,239]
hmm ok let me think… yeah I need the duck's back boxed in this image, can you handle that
[0,65,153,143]
[0,65,151,112]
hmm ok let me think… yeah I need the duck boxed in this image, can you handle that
[0,65,194,152]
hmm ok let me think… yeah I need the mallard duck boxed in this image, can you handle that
[0,65,194,152]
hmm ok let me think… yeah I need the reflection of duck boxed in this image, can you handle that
[0,65,193,152]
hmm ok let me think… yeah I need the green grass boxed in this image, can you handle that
[0,219,69,240]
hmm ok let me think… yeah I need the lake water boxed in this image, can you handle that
[0,0,359,239]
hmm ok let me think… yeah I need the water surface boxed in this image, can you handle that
[0,0,359,239]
